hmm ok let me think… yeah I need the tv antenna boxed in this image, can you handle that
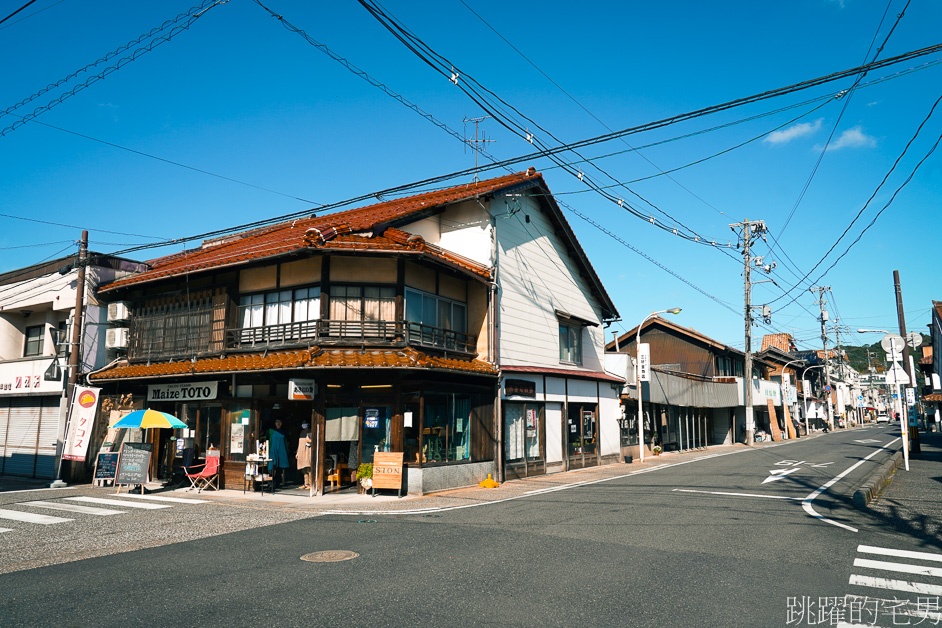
[464,116,495,180]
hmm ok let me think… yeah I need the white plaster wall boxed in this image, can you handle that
[566,378,599,403]
[598,390,620,457]
[545,402,563,464]
[403,200,493,267]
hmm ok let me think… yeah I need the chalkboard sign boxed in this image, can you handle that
[95,452,119,480]
[115,442,152,485]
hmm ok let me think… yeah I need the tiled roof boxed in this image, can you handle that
[500,364,625,383]
[761,333,795,352]
[924,393,942,403]
[89,347,498,381]
[102,171,535,292]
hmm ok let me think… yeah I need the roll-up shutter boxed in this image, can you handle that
[0,399,9,475]
[2,397,59,479]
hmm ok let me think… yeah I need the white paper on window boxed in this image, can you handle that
[505,405,524,461]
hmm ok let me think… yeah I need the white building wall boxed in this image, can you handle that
[492,193,605,372]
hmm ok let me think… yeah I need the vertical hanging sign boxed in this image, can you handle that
[63,385,101,461]
[638,343,651,382]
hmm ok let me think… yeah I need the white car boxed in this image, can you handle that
[875,414,890,423]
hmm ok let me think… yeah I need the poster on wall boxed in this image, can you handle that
[365,408,379,429]
[230,423,245,454]
[526,408,537,429]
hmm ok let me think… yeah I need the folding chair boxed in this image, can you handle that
[185,454,221,492]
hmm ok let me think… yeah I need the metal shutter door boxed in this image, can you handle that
[0,399,9,475]
[35,397,60,479]
[4,398,42,477]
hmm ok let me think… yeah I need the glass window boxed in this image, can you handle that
[24,325,44,357]
[504,402,542,463]
[424,393,471,463]
[239,287,319,329]
[559,322,583,364]
[405,288,467,332]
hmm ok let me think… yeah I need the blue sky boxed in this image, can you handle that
[2,0,940,353]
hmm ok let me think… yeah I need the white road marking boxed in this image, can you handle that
[801,437,901,533]
[19,500,126,516]
[857,544,942,563]
[0,508,72,524]
[854,557,942,578]
[115,494,208,504]
[854,439,881,444]
[848,574,942,596]
[0,528,13,533]
[66,496,170,509]
[762,468,800,484]
[673,488,802,500]
[0,487,76,494]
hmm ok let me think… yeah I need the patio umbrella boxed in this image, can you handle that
[109,409,187,494]
[109,409,186,429]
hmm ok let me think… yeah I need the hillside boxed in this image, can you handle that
[842,333,930,374]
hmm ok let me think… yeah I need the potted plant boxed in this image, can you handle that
[652,445,663,456]
[356,463,373,493]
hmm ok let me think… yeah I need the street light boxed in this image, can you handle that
[857,328,909,471]
[636,307,682,463]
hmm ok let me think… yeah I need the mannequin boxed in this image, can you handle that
[267,419,290,488]
[296,422,312,489]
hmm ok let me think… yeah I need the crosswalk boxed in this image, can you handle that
[0,493,207,531]
[841,544,942,626]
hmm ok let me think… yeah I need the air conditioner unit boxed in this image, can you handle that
[106,327,129,350]
[107,301,130,322]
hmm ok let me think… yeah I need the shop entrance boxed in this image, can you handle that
[566,403,598,470]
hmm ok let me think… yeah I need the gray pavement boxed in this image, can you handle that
[866,427,942,542]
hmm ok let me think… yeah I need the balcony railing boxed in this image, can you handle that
[130,319,477,362]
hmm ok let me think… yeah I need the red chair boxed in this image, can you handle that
[185,454,221,492]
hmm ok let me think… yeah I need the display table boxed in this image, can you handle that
[244,458,274,495]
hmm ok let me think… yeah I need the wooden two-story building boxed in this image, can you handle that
[89,169,621,494]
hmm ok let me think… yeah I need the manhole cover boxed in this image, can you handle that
[300,550,359,563]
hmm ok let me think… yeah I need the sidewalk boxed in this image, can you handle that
[865,428,942,542]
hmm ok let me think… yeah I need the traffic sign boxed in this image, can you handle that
[824,385,832,392]
[881,333,905,358]
[906,332,923,349]
[885,363,911,386]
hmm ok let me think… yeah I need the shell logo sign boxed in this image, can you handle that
[78,389,97,408]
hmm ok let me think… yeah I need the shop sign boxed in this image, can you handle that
[0,358,64,395]
[525,408,537,428]
[365,408,379,429]
[905,387,915,407]
[372,452,404,491]
[289,379,316,400]
[505,379,536,398]
[63,385,101,462]
[638,344,651,382]
[147,381,218,402]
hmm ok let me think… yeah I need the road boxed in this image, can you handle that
[1,424,937,627]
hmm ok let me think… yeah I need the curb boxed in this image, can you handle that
[852,450,904,509]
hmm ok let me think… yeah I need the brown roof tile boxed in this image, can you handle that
[89,347,497,382]
[102,171,534,292]
[761,333,796,352]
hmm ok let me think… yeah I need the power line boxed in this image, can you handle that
[768,88,942,308]
[0,0,38,26]
[0,212,165,240]
[0,0,65,32]
[0,0,229,138]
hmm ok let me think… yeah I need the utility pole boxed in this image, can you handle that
[893,270,920,453]
[810,286,834,429]
[730,219,772,446]
[58,230,87,486]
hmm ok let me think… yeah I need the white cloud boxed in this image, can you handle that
[764,119,823,145]
[816,125,877,151]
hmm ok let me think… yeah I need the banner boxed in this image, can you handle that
[638,343,651,382]
[63,385,101,461]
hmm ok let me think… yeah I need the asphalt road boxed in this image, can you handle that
[1,424,936,627]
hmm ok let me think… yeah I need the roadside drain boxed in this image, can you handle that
[300,550,360,563]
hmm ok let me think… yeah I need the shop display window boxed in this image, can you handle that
[227,405,252,462]
[423,393,471,463]
[504,402,543,463]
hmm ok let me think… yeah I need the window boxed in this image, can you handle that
[424,393,471,463]
[24,325,44,357]
[329,285,395,322]
[404,289,466,333]
[239,286,320,329]
[559,322,582,364]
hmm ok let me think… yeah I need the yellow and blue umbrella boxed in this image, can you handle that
[109,409,187,429]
